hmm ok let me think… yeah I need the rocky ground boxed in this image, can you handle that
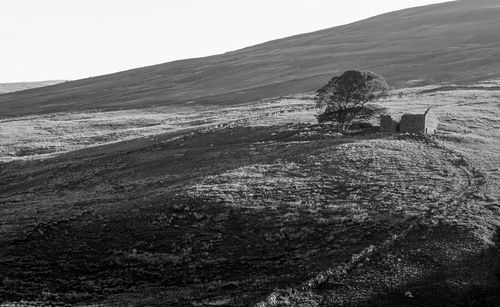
[0,85,499,306]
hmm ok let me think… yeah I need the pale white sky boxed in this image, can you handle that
[0,0,451,82]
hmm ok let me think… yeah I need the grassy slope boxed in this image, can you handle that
[0,81,66,94]
[0,85,499,306]
[2,0,500,118]
[0,98,311,161]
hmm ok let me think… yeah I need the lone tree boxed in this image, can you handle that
[315,70,389,132]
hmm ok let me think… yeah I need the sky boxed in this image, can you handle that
[0,0,452,83]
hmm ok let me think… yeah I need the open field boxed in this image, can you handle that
[0,96,313,162]
[0,82,499,306]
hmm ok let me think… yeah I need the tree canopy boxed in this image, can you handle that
[315,70,389,131]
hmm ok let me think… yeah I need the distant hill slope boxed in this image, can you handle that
[0,80,66,94]
[2,0,500,118]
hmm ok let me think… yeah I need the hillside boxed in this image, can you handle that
[1,84,499,306]
[2,0,500,118]
[1,1,500,306]
[0,80,65,94]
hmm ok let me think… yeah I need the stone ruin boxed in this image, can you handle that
[380,114,399,133]
[380,107,438,134]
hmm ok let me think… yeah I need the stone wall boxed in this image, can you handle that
[399,114,426,133]
[380,115,399,133]
[424,109,438,134]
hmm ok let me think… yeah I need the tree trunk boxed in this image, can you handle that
[340,121,347,133]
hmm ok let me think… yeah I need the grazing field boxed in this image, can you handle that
[0,96,313,162]
[0,83,499,306]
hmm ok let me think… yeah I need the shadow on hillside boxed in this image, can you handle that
[0,187,396,306]
[0,123,391,306]
[347,226,500,307]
